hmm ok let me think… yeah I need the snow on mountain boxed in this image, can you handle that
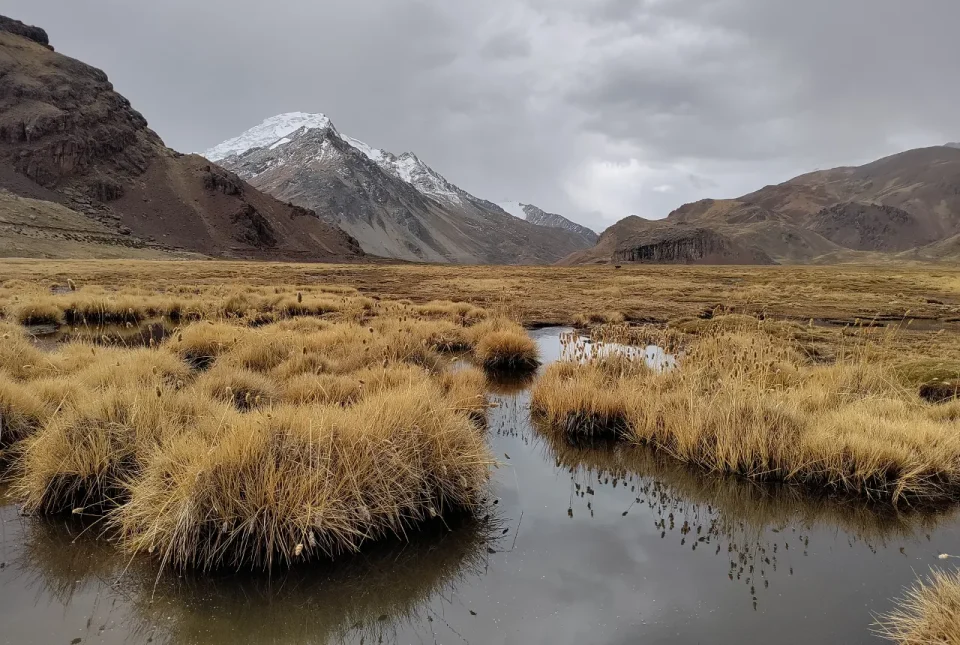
[203,112,333,161]
[204,112,466,206]
[342,136,462,205]
[947,142,960,150]
[498,201,528,220]
[497,201,599,245]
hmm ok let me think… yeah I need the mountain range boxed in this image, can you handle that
[2,13,959,268]
[205,113,595,264]
[564,145,960,265]
[0,15,362,262]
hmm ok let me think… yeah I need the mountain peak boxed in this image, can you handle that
[203,112,334,161]
[497,202,599,245]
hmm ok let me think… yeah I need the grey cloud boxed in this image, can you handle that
[5,0,959,227]
[479,31,531,60]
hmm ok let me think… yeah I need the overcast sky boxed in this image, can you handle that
[9,0,960,229]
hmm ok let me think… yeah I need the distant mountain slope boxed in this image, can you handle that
[207,114,594,264]
[560,216,774,266]
[0,17,362,262]
[566,145,960,265]
[497,202,598,247]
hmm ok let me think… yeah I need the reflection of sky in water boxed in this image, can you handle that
[2,328,960,645]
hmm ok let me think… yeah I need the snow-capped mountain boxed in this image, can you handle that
[205,113,469,208]
[205,112,333,162]
[497,201,599,246]
[947,142,960,150]
[204,113,596,264]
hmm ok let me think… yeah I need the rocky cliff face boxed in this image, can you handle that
[612,228,774,264]
[0,16,362,262]
[560,216,774,265]
[809,202,931,252]
[209,113,594,264]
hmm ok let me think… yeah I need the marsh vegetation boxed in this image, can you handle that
[3,260,960,642]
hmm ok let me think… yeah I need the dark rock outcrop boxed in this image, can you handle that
[611,227,774,265]
[0,15,50,47]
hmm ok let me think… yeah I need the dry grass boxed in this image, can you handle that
[1,290,502,569]
[469,319,540,371]
[113,382,491,570]
[0,375,48,450]
[7,301,64,326]
[875,569,960,644]
[16,387,231,513]
[532,318,960,504]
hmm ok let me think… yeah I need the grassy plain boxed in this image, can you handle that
[2,258,960,571]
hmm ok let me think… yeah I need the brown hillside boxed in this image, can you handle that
[0,16,362,262]
[570,145,960,265]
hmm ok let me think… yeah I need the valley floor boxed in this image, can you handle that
[2,257,960,642]
[3,258,959,356]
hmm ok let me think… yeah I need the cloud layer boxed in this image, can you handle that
[10,0,960,228]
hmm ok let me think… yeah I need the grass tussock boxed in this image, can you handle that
[470,319,540,372]
[196,366,280,411]
[0,375,48,450]
[875,569,960,644]
[16,388,230,513]
[7,301,64,326]
[2,301,494,570]
[532,318,960,504]
[113,382,492,570]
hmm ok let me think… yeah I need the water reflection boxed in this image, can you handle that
[27,320,174,349]
[14,507,500,645]
[536,429,958,610]
[3,327,960,644]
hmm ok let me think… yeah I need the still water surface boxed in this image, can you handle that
[2,327,959,644]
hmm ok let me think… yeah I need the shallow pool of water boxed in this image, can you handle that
[2,326,959,644]
[26,320,174,350]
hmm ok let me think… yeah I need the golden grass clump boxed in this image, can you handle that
[875,569,960,644]
[113,382,493,570]
[532,319,960,503]
[0,374,49,449]
[16,387,230,513]
[469,319,539,372]
[166,322,247,369]
[196,366,280,411]
[282,364,426,406]
[63,293,147,324]
[438,367,488,420]
[531,356,646,438]
[60,346,192,390]
[7,300,64,326]
[0,330,58,380]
